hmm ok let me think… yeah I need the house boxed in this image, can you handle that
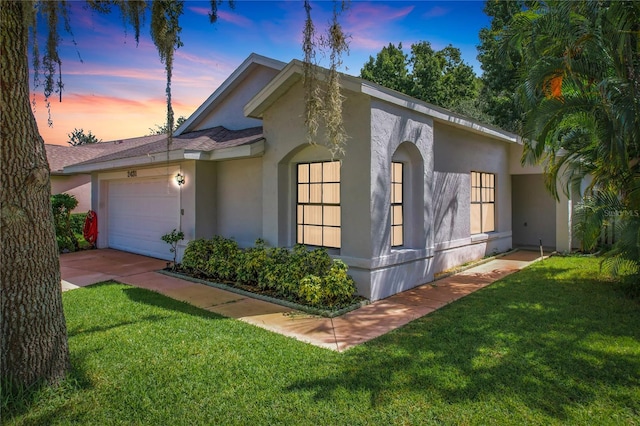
[46,135,166,212]
[63,53,576,301]
[46,144,94,212]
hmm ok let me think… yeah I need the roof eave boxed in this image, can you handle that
[63,149,186,173]
[185,139,265,161]
[245,59,520,144]
[362,83,520,144]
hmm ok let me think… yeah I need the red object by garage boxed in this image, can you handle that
[83,210,98,246]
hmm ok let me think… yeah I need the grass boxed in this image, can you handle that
[4,256,640,425]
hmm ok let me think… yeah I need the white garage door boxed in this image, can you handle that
[108,178,180,260]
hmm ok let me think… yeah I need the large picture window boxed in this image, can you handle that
[470,171,495,234]
[391,162,403,247]
[296,161,341,248]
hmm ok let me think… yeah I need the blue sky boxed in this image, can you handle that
[35,1,490,145]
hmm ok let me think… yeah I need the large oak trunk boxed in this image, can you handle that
[1,1,70,388]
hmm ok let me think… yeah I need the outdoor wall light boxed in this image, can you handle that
[175,173,185,186]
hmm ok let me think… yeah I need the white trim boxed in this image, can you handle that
[66,150,185,173]
[433,231,512,252]
[209,139,265,160]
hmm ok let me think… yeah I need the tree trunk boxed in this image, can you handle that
[1,1,70,389]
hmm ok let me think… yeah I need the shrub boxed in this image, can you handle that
[70,213,87,235]
[205,236,241,282]
[51,193,79,252]
[182,237,358,309]
[182,239,216,276]
[161,229,184,271]
[236,239,268,285]
[298,275,324,307]
[321,260,357,307]
[296,260,356,308]
[258,247,291,292]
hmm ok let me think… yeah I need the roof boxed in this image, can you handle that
[63,126,265,173]
[46,134,165,174]
[245,59,521,144]
[175,53,286,135]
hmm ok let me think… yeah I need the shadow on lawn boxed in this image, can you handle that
[286,262,640,421]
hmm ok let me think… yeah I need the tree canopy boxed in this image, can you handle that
[148,116,187,136]
[360,41,479,116]
[67,128,101,146]
[477,0,527,133]
[503,0,640,275]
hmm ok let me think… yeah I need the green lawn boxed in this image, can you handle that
[5,257,640,425]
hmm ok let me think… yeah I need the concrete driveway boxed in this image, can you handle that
[60,248,544,351]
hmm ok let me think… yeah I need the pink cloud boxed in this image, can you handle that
[188,6,210,17]
[188,6,252,27]
[217,10,253,28]
[345,3,414,26]
[341,3,415,50]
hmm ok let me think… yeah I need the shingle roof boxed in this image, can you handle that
[65,126,264,168]
[46,134,165,173]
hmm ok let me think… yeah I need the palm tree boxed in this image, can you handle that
[504,0,640,276]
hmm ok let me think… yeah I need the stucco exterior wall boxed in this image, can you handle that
[259,81,372,255]
[431,122,513,272]
[509,143,545,175]
[215,157,263,247]
[192,66,280,131]
[51,174,92,212]
[512,174,556,249]
[362,99,435,300]
[193,161,216,240]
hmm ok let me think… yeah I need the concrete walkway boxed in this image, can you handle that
[60,248,544,351]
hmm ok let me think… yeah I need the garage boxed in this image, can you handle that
[107,177,180,260]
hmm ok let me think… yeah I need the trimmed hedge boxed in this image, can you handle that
[181,237,357,309]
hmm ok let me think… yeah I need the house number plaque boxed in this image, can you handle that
[127,170,137,178]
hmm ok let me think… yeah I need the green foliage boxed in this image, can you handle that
[258,247,292,292]
[7,257,640,424]
[51,193,79,252]
[182,238,216,276]
[182,236,241,281]
[298,259,356,308]
[67,128,101,146]
[302,0,350,157]
[148,115,187,135]
[236,239,269,285]
[503,0,640,275]
[477,0,527,133]
[360,41,479,115]
[360,43,410,94]
[321,259,356,307]
[204,236,241,282]
[180,237,357,308]
[69,213,87,235]
[161,229,184,270]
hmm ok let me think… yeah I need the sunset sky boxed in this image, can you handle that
[32,1,490,146]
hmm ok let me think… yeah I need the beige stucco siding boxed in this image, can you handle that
[51,174,92,212]
[192,66,279,131]
[511,174,556,249]
[431,122,513,271]
[193,161,216,240]
[259,81,372,254]
[215,157,263,247]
